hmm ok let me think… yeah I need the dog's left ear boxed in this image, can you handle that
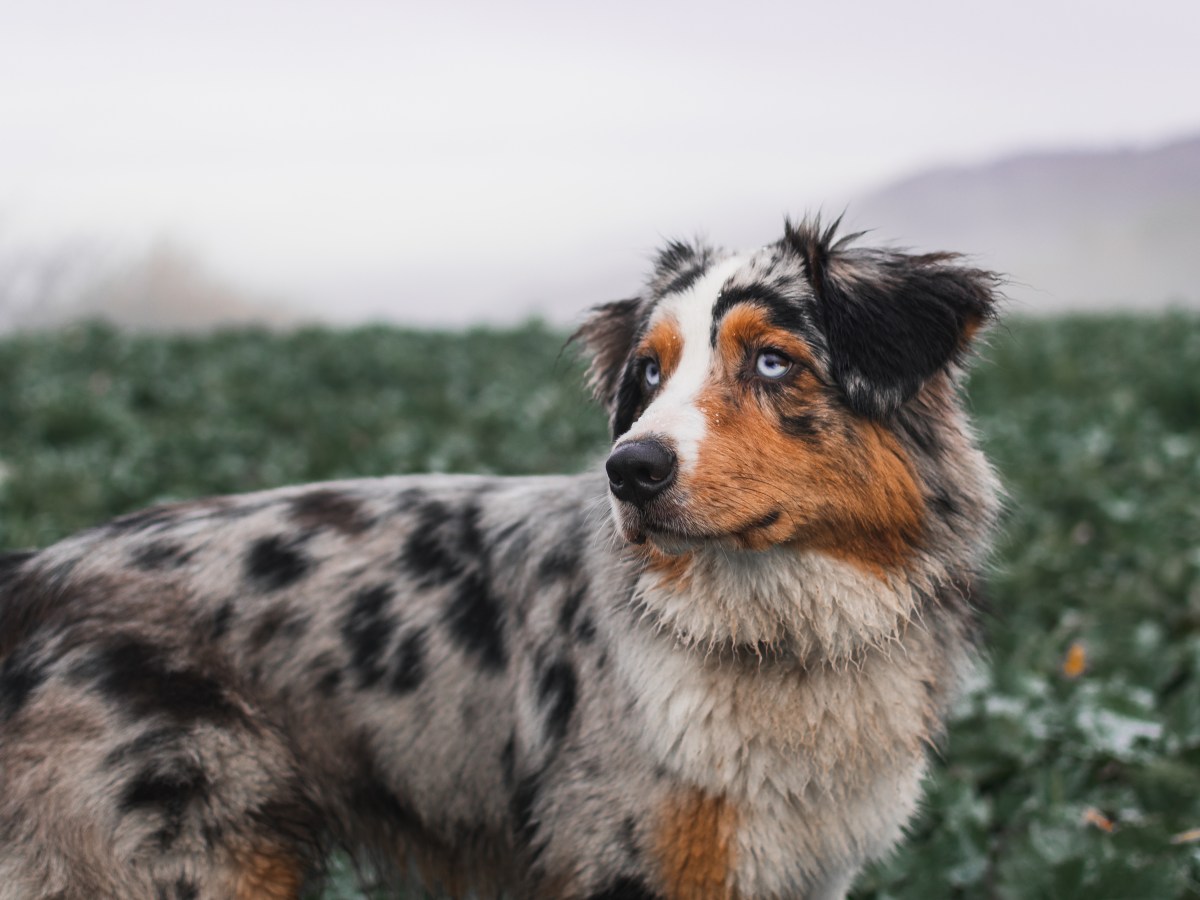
[785,218,1001,419]
[569,297,643,416]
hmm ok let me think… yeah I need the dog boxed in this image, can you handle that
[0,218,1001,900]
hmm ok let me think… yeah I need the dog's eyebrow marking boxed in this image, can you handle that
[709,281,809,346]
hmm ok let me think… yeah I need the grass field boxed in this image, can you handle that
[1,315,1198,898]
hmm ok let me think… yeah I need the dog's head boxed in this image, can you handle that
[573,217,1000,573]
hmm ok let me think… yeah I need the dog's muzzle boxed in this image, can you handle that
[605,439,677,507]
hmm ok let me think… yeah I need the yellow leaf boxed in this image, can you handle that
[1081,807,1115,833]
[1063,641,1087,679]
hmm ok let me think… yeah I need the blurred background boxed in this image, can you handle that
[2,0,1199,331]
[2,1,1199,898]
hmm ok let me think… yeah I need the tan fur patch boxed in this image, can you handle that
[655,790,738,900]
[641,315,685,382]
[233,847,303,900]
[639,545,694,591]
[683,304,925,576]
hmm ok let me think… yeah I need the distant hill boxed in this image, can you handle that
[0,239,299,334]
[847,133,1200,312]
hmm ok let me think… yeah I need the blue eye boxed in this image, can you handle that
[643,360,661,388]
[755,350,791,379]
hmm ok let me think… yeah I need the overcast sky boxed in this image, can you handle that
[2,0,1199,323]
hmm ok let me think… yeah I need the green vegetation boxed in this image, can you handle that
[1,315,1198,898]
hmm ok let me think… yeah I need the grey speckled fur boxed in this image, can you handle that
[0,219,1001,900]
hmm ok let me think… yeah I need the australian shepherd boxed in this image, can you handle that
[0,218,1001,899]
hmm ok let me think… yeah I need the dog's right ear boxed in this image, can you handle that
[569,297,644,421]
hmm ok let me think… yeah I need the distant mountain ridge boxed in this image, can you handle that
[847,132,1200,311]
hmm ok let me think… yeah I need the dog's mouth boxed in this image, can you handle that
[616,504,784,553]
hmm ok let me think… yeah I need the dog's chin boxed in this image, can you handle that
[613,507,725,556]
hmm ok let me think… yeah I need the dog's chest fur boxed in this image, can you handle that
[608,550,964,897]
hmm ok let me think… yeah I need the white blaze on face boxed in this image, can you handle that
[618,256,745,473]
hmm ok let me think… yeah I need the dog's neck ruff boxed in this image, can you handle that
[629,543,932,664]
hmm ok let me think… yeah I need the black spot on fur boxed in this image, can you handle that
[619,816,640,861]
[172,877,199,900]
[500,735,516,788]
[0,563,89,661]
[456,501,485,555]
[401,499,479,586]
[288,489,371,535]
[130,540,194,571]
[537,659,577,742]
[346,767,422,834]
[394,487,427,513]
[0,643,47,722]
[103,727,184,769]
[80,636,239,724]
[654,240,713,298]
[0,550,35,590]
[308,650,342,695]
[120,759,209,849]
[443,570,507,672]
[558,584,587,634]
[576,614,597,644]
[245,535,312,591]
[247,789,325,858]
[210,600,235,641]
[746,509,781,530]
[586,877,661,900]
[511,771,542,849]
[342,584,396,689]
[780,412,821,441]
[389,627,427,694]
[930,490,963,520]
[538,541,580,584]
[894,406,944,458]
[316,668,342,696]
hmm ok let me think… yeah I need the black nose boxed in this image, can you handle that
[606,439,677,506]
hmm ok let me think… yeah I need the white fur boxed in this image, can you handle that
[617,256,746,472]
